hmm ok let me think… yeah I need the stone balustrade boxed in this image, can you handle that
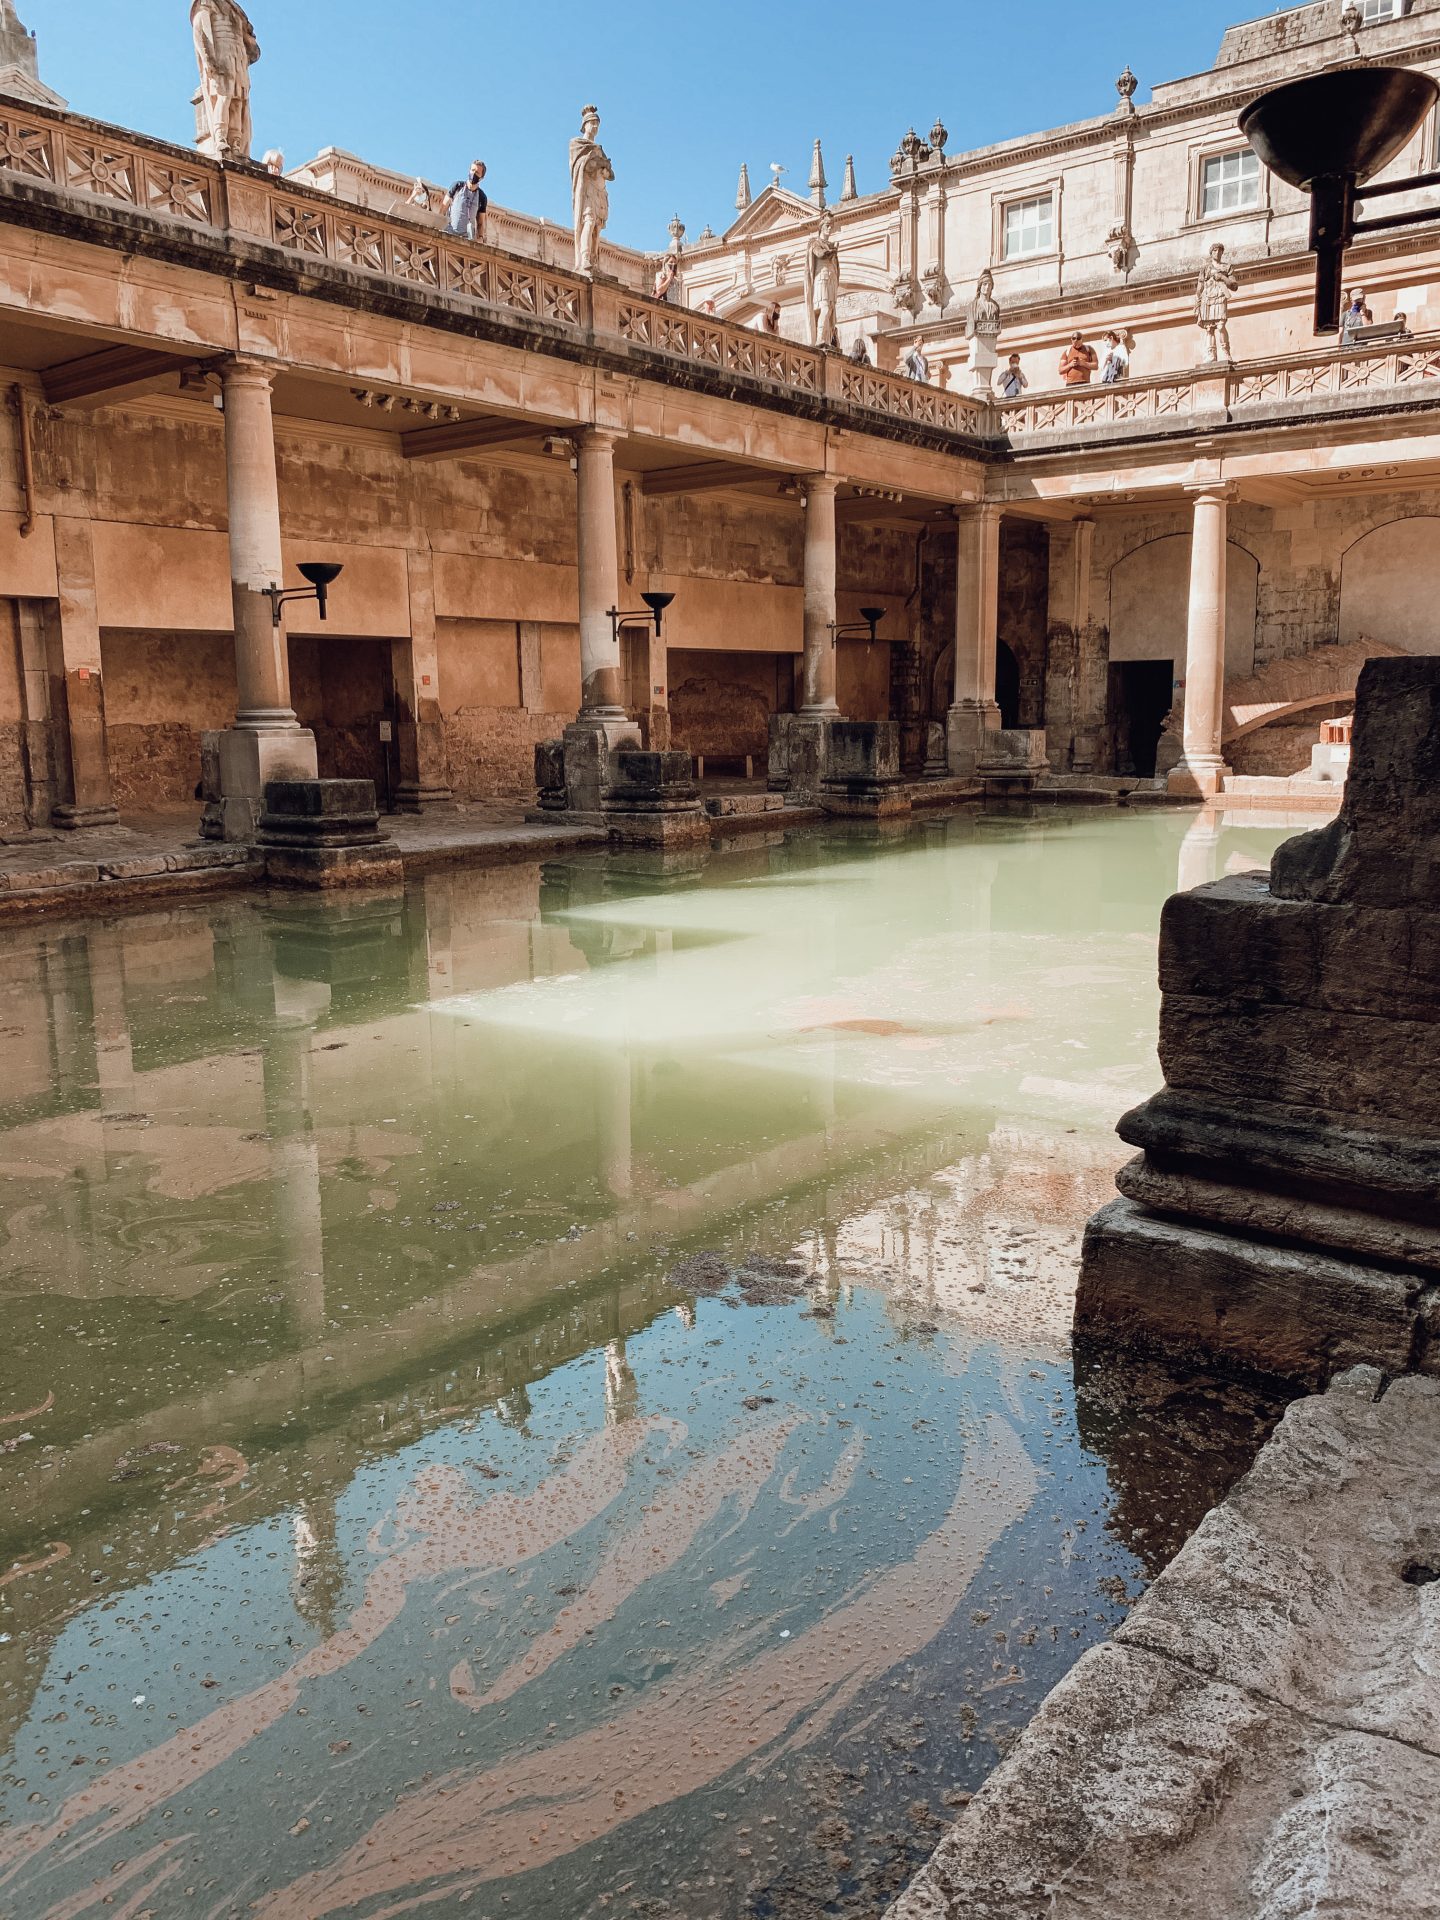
[0,101,984,439]
[999,333,1440,438]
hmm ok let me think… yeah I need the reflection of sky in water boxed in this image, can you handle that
[0,809,1301,1919]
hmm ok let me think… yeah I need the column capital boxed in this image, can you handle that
[801,473,839,499]
[1185,480,1238,504]
[577,427,619,455]
[953,499,1003,527]
[220,355,279,392]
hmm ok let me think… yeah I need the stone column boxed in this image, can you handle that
[800,475,840,715]
[1169,485,1233,798]
[576,428,624,717]
[561,429,639,813]
[392,548,452,810]
[946,502,1003,775]
[47,520,119,828]
[205,358,317,840]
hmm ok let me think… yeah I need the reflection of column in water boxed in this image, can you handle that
[674,1300,697,1331]
[1177,811,1223,894]
[597,1047,634,1202]
[496,1385,533,1434]
[604,1338,639,1424]
[264,986,328,1339]
[292,1494,345,1640]
[85,927,136,1115]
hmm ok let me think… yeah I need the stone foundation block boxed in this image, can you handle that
[603,749,711,848]
[819,721,910,817]
[257,778,402,890]
[1075,1197,1427,1385]
[200,726,319,844]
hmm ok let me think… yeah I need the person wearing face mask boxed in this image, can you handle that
[445,159,489,242]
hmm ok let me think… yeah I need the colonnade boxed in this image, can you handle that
[33,361,1237,832]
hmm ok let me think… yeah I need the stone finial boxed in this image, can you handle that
[929,117,948,157]
[735,161,752,212]
[667,214,686,254]
[1116,65,1138,117]
[808,138,827,208]
[890,127,930,176]
[697,224,715,242]
[841,154,858,202]
[0,0,64,109]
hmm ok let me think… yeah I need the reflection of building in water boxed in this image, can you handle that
[1176,811,1222,893]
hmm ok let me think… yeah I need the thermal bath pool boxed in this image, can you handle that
[0,807,1299,1919]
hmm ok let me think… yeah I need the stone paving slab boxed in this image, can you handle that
[891,1368,1440,1919]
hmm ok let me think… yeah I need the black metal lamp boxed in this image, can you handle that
[264,562,344,629]
[831,605,889,644]
[1239,64,1440,333]
[608,589,675,643]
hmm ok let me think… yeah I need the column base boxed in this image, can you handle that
[257,778,403,890]
[778,713,840,805]
[1166,756,1228,800]
[200,726,319,843]
[393,782,456,814]
[945,701,1002,777]
[51,803,121,831]
[820,721,911,817]
[560,717,642,814]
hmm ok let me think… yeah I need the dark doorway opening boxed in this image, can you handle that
[1114,659,1175,778]
[996,641,1021,730]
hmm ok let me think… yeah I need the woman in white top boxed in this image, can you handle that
[1100,332,1130,384]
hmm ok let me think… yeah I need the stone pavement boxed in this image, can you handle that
[0,804,609,919]
[891,1366,1440,1919]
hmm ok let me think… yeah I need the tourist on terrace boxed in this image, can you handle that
[761,301,782,335]
[902,340,930,383]
[653,253,679,303]
[1100,331,1129,383]
[998,353,1028,399]
[1340,288,1373,345]
[1059,333,1099,385]
[445,160,488,242]
[849,336,871,366]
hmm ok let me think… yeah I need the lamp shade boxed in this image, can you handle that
[297,562,344,589]
[1240,65,1438,189]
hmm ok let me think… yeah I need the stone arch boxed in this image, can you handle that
[1108,533,1258,678]
[1338,517,1440,655]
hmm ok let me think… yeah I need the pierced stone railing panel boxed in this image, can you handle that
[0,110,216,223]
[1004,335,1440,436]
[837,363,971,432]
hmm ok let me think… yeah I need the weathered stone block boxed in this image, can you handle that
[892,1641,1440,1920]
[257,778,402,890]
[1076,1198,1424,1386]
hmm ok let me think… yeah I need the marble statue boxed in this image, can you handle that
[1195,242,1238,363]
[570,105,613,276]
[804,209,841,349]
[190,0,259,161]
[963,269,1003,394]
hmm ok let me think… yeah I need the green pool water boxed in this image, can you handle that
[0,806,1301,1920]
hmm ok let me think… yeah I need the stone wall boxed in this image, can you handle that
[0,598,28,829]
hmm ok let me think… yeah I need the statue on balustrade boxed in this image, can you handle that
[190,0,259,161]
[1195,242,1238,364]
[963,268,1003,393]
[804,208,841,348]
[570,105,614,276]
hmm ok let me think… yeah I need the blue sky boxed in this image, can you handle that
[26,1,1269,250]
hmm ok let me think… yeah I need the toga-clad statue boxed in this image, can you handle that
[570,105,613,277]
[1195,242,1238,364]
[964,269,1002,350]
[191,0,259,161]
[804,209,841,349]
[963,268,1003,393]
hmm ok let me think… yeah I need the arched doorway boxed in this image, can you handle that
[1339,518,1440,654]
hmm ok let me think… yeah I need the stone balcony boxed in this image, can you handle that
[996,333,1440,452]
[0,99,984,450]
